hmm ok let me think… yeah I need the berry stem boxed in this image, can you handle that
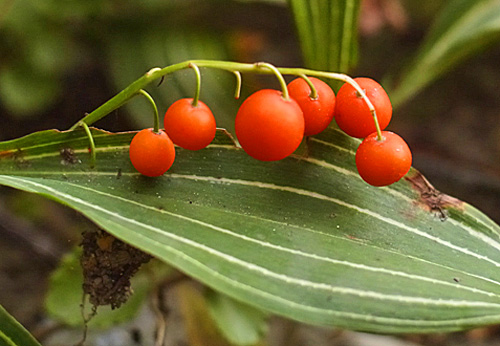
[299,74,318,99]
[80,122,96,168]
[233,71,242,99]
[189,63,201,108]
[69,60,382,139]
[137,89,160,133]
[339,75,383,141]
[254,62,290,100]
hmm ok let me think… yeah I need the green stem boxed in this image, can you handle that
[69,66,166,130]
[233,71,242,99]
[254,62,289,100]
[68,60,382,140]
[189,63,201,107]
[299,74,318,99]
[80,122,96,168]
[137,89,159,133]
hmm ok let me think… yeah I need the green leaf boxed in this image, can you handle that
[287,0,361,73]
[391,0,500,107]
[1,127,500,333]
[0,305,42,346]
[176,282,235,346]
[206,289,268,346]
[45,246,168,328]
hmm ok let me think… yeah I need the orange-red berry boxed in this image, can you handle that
[129,128,175,177]
[164,98,216,151]
[355,131,412,186]
[235,89,304,161]
[288,77,336,136]
[335,77,392,138]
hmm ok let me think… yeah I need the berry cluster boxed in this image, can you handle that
[129,98,216,177]
[234,76,411,186]
[128,74,411,187]
[334,78,412,186]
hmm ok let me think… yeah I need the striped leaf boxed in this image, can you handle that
[288,0,361,73]
[1,127,500,333]
[0,305,42,346]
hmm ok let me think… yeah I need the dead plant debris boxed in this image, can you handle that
[80,230,152,309]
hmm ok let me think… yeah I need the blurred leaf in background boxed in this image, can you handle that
[287,0,361,91]
[389,0,500,108]
[0,0,77,117]
[206,289,269,346]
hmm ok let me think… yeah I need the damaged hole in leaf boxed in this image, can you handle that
[60,148,81,165]
[405,171,463,221]
[13,149,31,168]
[80,230,152,309]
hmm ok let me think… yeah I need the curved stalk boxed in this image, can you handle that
[80,122,96,168]
[233,71,242,99]
[137,89,159,133]
[254,62,289,100]
[69,60,382,140]
[188,63,202,107]
[299,74,318,100]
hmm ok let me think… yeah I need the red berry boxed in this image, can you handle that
[164,98,216,151]
[355,131,412,186]
[288,77,336,136]
[129,128,175,177]
[235,89,304,161]
[335,77,392,138]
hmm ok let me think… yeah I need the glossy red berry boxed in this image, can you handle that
[235,89,304,161]
[164,98,216,150]
[287,77,336,136]
[335,77,392,138]
[129,128,175,177]
[355,131,412,186]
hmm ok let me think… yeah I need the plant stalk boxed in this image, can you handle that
[69,60,382,140]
